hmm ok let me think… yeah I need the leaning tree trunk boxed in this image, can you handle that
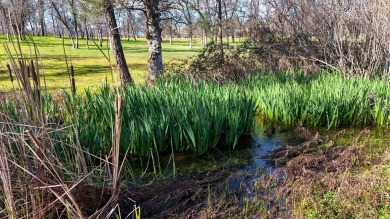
[103,0,133,86]
[145,0,163,84]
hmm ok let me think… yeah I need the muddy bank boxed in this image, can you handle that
[118,165,244,218]
[264,127,371,175]
[57,126,387,218]
[112,126,388,218]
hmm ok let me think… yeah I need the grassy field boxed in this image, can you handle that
[0,35,203,91]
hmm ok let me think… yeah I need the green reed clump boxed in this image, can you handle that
[3,71,390,157]
[67,79,256,156]
[246,71,390,128]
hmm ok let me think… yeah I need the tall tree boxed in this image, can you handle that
[222,0,239,45]
[191,0,216,46]
[69,0,79,49]
[145,0,163,83]
[38,0,46,36]
[217,0,224,64]
[7,0,29,40]
[123,0,169,83]
[0,2,11,40]
[175,0,195,49]
[125,10,138,41]
[103,0,133,86]
[50,0,77,48]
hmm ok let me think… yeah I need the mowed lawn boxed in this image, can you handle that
[0,35,202,92]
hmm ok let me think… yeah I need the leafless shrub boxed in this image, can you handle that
[250,0,390,76]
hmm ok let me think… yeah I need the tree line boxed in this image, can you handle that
[0,0,254,85]
[1,0,389,85]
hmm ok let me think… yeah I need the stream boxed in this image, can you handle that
[121,121,389,218]
[130,121,389,182]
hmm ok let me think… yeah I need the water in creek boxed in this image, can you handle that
[129,121,295,183]
[129,120,389,184]
[122,121,389,218]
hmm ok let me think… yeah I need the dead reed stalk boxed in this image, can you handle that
[88,94,124,218]
[0,132,16,219]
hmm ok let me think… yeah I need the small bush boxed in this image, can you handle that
[165,41,263,82]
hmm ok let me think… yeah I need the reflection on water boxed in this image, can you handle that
[130,121,294,183]
[130,121,390,183]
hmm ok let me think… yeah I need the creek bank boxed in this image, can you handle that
[68,125,388,218]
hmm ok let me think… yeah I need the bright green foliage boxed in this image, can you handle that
[65,79,256,156]
[2,72,390,156]
[246,72,390,128]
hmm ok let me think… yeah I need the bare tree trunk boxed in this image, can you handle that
[169,20,172,45]
[103,0,133,86]
[145,0,163,84]
[0,6,11,41]
[203,31,207,46]
[189,28,193,49]
[127,19,130,40]
[217,0,224,64]
[70,35,75,48]
[189,34,193,49]
[126,10,137,41]
[50,8,56,36]
[169,33,172,45]
[0,20,3,34]
[51,1,76,42]
[71,0,78,49]
[98,27,103,47]
[27,14,36,35]
[80,27,85,38]
[38,0,45,36]
[84,17,89,48]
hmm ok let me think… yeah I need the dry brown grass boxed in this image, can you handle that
[0,36,136,218]
[282,129,390,218]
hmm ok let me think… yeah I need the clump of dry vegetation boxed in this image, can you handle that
[0,41,139,218]
[258,0,390,76]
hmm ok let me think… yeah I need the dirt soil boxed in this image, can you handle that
[117,165,244,218]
